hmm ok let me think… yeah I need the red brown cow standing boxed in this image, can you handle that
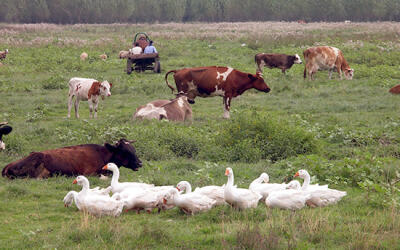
[165,66,271,119]
[2,139,142,179]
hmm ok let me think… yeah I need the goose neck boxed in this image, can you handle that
[301,173,310,190]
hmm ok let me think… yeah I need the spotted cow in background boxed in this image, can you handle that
[68,77,112,118]
[303,46,354,80]
[0,122,12,151]
[133,92,192,122]
[255,53,302,74]
[165,66,270,119]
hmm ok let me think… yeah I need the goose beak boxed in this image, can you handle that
[225,169,229,176]
[73,179,77,184]
[294,172,299,177]
[176,187,180,191]
[163,198,167,204]
[102,165,108,170]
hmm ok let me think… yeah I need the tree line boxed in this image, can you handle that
[1,0,400,24]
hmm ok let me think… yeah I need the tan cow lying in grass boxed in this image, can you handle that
[133,92,192,122]
[68,77,112,119]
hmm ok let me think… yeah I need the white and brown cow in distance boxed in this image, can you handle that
[303,46,354,80]
[255,53,302,74]
[133,92,192,122]
[67,77,112,119]
[165,66,271,119]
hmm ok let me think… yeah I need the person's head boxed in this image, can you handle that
[149,40,153,46]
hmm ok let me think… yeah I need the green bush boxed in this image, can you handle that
[216,111,319,162]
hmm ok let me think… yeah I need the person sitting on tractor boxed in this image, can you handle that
[144,40,157,54]
[130,42,142,55]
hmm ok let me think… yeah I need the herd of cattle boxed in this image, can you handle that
[1,42,398,181]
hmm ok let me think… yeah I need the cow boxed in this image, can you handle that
[389,84,400,94]
[67,77,112,119]
[2,138,142,179]
[0,49,8,61]
[165,66,271,119]
[133,92,192,122]
[255,53,302,74]
[303,46,354,80]
[0,122,12,151]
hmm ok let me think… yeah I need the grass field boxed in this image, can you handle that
[0,22,400,249]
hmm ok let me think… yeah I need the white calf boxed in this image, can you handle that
[67,77,112,118]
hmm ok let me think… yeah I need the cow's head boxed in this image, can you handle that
[249,72,271,93]
[344,68,354,80]
[99,80,112,100]
[105,138,142,171]
[294,54,302,64]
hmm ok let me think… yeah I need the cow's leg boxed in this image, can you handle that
[256,61,263,73]
[338,68,343,80]
[223,97,231,119]
[88,101,93,118]
[67,94,74,118]
[74,99,80,119]
[328,69,333,79]
[94,101,99,119]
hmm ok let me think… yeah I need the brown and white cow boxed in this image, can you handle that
[67,77,112,119]
[2,139,142,179]
[255,53,302,74]
[303,46,354,80]
[165,66,270,119]
[133,92,192,122]
[0,122,12,151]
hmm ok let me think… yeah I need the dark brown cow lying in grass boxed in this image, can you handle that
[165,66,270,119]
[2,139,142,179]
[133,92,192,122]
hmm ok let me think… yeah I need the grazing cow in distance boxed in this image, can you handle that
[2,139,142,179]
[0,122,12,151]
[133,92,192,122]
[165,66,270,119]
[80,52,88,61]
[255,53,302,74]
[67,77,112,119]
[0,49,8,60]
[303,46,354,80]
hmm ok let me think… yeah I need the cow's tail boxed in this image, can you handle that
[165,70,177,93]
[2,152,43,178]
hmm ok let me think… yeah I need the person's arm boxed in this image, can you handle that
[0,122,8,126]
[153,46,157,53]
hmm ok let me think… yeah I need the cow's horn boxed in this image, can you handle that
[125,139,136,144]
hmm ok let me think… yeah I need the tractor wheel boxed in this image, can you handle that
[127,59,132,75]
[154,60,161,73]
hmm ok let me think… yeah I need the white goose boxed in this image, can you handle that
[122,187,176,214]
[162,188,216,215]
[63,183,112,208]
[294,169,347,207]
[102,163,154,193]
[177,181,225,206]
[224,168,262,209]
[72,176,125,217]
[249,173,288,200]
[265,188,311,210]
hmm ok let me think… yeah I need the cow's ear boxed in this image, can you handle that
[105,143,117,152]
[248,74,257,81]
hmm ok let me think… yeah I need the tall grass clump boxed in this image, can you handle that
[215,111,319,162]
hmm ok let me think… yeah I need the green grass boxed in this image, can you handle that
[0,22,400,249]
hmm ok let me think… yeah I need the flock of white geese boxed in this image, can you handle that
[63,163,347,217]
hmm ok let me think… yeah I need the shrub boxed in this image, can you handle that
[215,111,319,162]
